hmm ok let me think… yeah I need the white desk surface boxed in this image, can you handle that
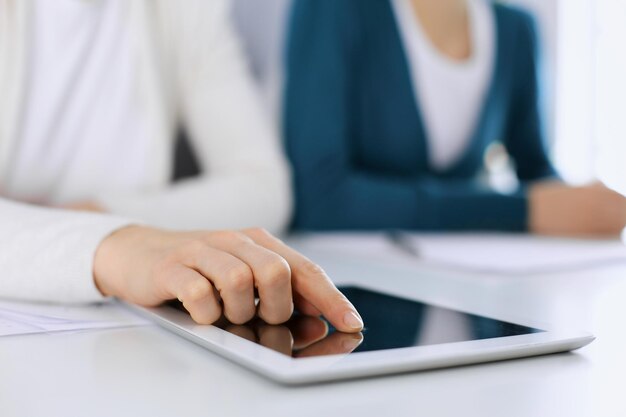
[1,237,625,417]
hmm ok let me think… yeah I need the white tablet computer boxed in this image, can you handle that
[125,285,594,385]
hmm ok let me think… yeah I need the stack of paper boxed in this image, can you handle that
[0,299,150,338]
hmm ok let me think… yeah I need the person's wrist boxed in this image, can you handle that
[528,183,549,234]
[93,225,143,297]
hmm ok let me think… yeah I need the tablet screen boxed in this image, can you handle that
[333,286,543,353]
[175,286,544,359]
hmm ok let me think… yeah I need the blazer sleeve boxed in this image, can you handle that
[0,198,132,303]
[503,9,557,181]
[285,0,529,232]
[98,0,293,234]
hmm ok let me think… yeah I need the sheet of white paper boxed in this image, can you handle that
[288,233,403,263]
[0,299,150,337]
[288,233,626,275]
[406,233,626,274]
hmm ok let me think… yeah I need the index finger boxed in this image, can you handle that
[242,229,364,333]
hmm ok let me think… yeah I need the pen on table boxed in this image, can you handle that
[387,231,420,258]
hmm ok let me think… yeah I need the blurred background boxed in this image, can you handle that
[232,0,626,193]
[512,0,626,195]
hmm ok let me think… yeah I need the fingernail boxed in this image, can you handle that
[343,311,364,330]
[342,334,364,351]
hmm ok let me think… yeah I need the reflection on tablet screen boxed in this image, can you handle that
[170,286,544,358]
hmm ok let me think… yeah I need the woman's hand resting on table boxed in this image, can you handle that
[529,182,626,237]
[93,226,364,332]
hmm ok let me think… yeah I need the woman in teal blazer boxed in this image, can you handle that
[284,0,626,234]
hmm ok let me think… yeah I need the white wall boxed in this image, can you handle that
[551,0,626,192]
[593,1,626,194]
[553,0,597,184]
[511,0,626,194]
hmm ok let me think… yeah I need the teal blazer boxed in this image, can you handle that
[284,0,556,231]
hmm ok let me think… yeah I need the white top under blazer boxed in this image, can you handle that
[390,0,494,171]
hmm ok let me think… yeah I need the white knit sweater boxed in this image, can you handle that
[0,0,292,303]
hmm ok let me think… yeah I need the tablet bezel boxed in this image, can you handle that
[122,283,594,385]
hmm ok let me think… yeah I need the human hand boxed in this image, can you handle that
[529,181,626,236]
[224,315,363,357]
[61,201,105,213]
[94,227,364,332]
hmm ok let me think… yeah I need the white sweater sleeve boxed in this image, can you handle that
[0,198,133,303]
[96,0,293,234]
